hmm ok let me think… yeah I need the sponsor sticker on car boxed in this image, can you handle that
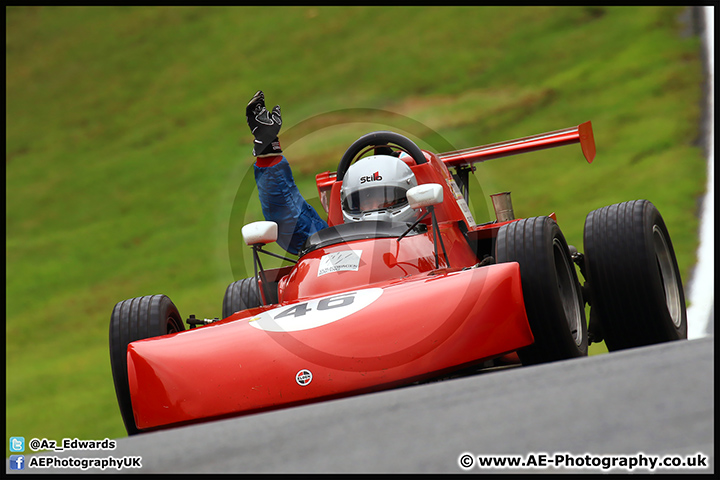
[447,177,476,228]
[317,250,363,276]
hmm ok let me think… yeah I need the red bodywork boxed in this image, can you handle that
[127,122,594,431]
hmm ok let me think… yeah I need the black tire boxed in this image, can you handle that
[109,295,185,435]
[496,216,588,365]
[222,277,262,319]
[583,200,687,351]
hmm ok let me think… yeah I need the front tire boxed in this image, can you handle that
[583,200,687,351]
[496,216,588,365]
[222,277,262,319]
[109,295,185,435]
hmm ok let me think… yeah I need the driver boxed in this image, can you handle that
[247,91,420,255]
[339,154,418,224]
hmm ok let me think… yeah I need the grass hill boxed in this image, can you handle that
[6,6,706,448]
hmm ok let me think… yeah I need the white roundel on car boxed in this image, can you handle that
[248,288,383,332]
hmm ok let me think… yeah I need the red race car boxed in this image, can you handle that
[110,122,687,435]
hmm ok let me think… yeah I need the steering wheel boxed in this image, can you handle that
[336,131,427,182]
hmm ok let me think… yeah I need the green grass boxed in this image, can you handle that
[6,6,706,451]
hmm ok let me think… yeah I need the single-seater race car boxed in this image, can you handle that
[110,122,687,435]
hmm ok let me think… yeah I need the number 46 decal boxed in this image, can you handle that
[274,293,356,319]
[249,288,383,332]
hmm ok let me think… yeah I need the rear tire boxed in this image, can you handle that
[222,277,262,319]
[109,295,185,435]
[583,200,687,351]
[496,216,588,365]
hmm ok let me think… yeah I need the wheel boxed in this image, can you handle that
[583,200,687,351]
[336,131,428,182]
[222,277,262,319]
[109,295,185,435]
[496,216,588,365]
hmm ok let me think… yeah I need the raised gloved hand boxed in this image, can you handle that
[246,90,283,157]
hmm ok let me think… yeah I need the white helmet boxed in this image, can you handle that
[340,155,420,224]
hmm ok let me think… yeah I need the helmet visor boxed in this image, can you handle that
[342,186,409,214]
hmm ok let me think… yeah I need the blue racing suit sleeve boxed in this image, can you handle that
[254,157,329,255]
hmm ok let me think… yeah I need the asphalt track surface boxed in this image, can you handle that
[11,336,713,474]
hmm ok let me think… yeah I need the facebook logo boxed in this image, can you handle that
[10,436,25,452]
[9,455,25,470]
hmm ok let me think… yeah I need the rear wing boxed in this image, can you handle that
[438,121,595,167]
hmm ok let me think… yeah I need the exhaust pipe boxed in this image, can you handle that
[490,192,515,222]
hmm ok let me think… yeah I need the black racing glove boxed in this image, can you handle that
[246,90,283,157]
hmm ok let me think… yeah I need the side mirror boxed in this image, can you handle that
[407,183,443,209]
[242,221,278,246]
[401,183,448,269]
